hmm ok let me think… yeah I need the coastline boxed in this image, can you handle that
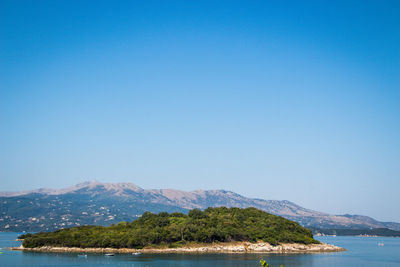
[10,241,345,254]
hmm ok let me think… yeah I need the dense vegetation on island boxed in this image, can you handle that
[20,207,319,249]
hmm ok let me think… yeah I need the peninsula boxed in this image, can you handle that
[14,207,344,253]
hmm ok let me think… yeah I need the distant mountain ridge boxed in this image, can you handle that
[1,181,399,232]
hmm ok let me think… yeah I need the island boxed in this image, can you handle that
[13,207,344,253]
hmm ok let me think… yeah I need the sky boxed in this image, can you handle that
[1,0,399,222]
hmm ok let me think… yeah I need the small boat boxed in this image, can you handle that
[77,254,87,258]
[132,252,142,255]
[378,243,384,246]
[105,253,115,256]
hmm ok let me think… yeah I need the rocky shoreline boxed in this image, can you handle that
[11,242,345,254]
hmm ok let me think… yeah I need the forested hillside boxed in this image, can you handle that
[20,207,319,248]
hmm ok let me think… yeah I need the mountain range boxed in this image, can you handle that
[1,181,399,232]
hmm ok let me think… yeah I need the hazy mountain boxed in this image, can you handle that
[1,181,399,232]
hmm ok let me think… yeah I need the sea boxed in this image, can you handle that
[1,232,399,266]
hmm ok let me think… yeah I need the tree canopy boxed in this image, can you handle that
[20,207,319,248]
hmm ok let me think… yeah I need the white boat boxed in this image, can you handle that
[132,252,142,255]
[105,253,115,256]
[77,254,87,258]
[378,243,384,246]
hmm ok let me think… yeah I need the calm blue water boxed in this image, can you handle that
[1,232,399,266]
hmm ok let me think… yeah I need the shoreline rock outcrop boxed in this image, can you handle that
[10,241,345,254]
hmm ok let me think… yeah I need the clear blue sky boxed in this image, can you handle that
[1,1,399,221]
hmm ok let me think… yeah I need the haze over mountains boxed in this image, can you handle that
[1,181,399,232]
